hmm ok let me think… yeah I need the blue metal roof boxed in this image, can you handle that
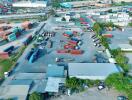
[60,3,72,8]
[46,64,64,77]
[9,79,33,85]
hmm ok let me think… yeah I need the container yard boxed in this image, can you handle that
[17,15,108,71]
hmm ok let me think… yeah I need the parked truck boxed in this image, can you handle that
[29,49,40,63]
[4,45,14,54]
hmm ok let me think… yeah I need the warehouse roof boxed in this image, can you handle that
[46,64,64,77]
[45,77,65,93]
[9,79,33,85]
[0,85,30,100]
[68,63,121,80]
[118,44,132,51]
[13,1,47,8]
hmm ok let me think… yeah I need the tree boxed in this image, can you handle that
[129,23,132,27]
[105,73,132,100]
[110,48,122,57]
[100,36,109,48]
[62,17,66,21]
[93,23,102,34]
[108,9,112,13]
[29,92,43,100]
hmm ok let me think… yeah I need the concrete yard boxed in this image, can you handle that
[14,16,107,73]
[50,87,122,100]
[107,28,132,49]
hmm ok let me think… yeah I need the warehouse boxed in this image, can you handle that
[0,85,30,100]
[60,0,99,8]
[68,63,121,80]
[12,1,47,8]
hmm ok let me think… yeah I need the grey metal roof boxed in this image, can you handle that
[0,85,30,100]
[46,64,64,77]
[68,63,120,77]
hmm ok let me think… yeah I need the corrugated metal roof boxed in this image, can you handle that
[46,64,64,77]
[45,77,65,93]
[9,79,33,85]
[0,85,30,100]
[68,63,120,79]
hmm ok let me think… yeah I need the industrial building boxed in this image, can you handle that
[93,12,130,26]
[113,0,132,3]
[12,1,48,7]
[60,0,111,8]
[68,63,121,80]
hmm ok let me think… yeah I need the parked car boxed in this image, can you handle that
[117,96,128,100]
[98,81,105,90]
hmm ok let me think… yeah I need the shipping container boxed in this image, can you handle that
[25,49,34,60]
[68,40,77,46]
[23,35,32,46]
[71,37,80,42]
[29,49,40,63]
[22,21,32,30]
[70,50,83,55]
[102,34,113,38]
[63,33,70,37]
[57,50,69,53]
[64,44,75,49]
[4,45,14,54]
[7,33,16,41]
[0,52,9,59]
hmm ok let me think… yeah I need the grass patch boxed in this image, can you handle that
[0,59,14,78]
[0,46,26,78]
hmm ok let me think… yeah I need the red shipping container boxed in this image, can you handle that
[22,21,32,30]
[81,22,88,24]
[70,50,83,55]
[63,33,70,37]
[0,52,9,59]
[80,18,84,21]
[73,31,78,35]
[57,50,69,53]
[68,40,77,46]
[64,44,75,49]
[102,34,113,38]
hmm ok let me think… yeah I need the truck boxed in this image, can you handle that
[29,49,40,63]
[70,50,83,55]
[4,45,14,54]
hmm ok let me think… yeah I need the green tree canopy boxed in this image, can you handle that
[105,73,132,99]
[29,92,43,100]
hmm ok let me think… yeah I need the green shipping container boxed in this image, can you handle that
[8,33,16,41]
